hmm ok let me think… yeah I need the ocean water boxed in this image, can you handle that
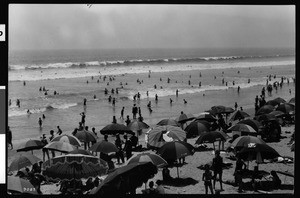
[8,48,295,144]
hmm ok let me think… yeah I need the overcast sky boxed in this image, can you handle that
[9,4,295,50]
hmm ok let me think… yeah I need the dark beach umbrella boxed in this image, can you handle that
[156,119,180,127]
[237,143,280,163]
[184,121,210,138]
[42,154,108,181]
[127,120,149,132]
[228,123,257,134]
[195,131,228,144]
[44,141,76,153]
[90,162,157,196]
[211,105,234,114]
[157,141,194,177]
[175,111,195,123]
[255,114,278,123]
[255,105,275,116]
[9,153,42,172]
[238,119,262,132]
[127,152,168,168]
[288,97,295,104]
[195,112,217,122]
[89,140,118,154]
[147,125,186,148]
[273,97,286,104]
[75,129,97,143]
[268,111,285,118]
[228,110,250,121]
[51,135,81,147]
[69,149,93,155]
[8,176,38,194]
[16,139,45,154]
[276,103,295,114]
[265,100,280,107]
[231,136,266,151]
[100,123,134,135]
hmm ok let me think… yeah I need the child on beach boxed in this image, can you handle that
[202,164,214,194]
[38,117,43,128]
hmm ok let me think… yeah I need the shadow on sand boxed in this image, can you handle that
[162,177,198,187]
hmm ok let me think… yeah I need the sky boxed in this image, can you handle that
[9,4,295,50]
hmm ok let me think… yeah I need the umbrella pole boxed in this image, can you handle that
[213,142,215,151]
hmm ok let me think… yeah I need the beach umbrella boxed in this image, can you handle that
[127,152,168,168]
[237,143,280,163]
[16,139,45,154]
[265,100,280,107]
[44,141,76,153]
[100,123,134,135]
[7,176,38,194]
[69,149,93,155]
[156,119,179,127]
[175,111,195,123]
[90,162,157,196]
[9,153,42,172]
[268,110,285,118]
[89,140,118,154]
[238,119,262,132]
[211,105,234,114]
[147,125,186,148]
[195,112,217,122]
[51,134,81,147]
[195,131,228,144]
[288,97,295,104]
[157,141,194,177]
[273,97,286,104]
[255,114,278,123]
[231,136,266,151]
[276,103,295,114]
[42,154,109,181]
[75,129,97,143]
[184,121,210,138]
[127,120,149,132]
[228,110,250,121]
[255,105,275,116]
[228,123,257,134]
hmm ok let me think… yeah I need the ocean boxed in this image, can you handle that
[8,48,295,145]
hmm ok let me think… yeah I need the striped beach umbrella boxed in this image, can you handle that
[195,131,228,144]
[231,136,266,151]
[195,112,217,122]
[44,141,76,153]
[42,154,109,181]
[69,149,93,155]
[147,125,186,148]
[51,135,81,147]
[273,97,286,104]
[127,120,149,132]
[9,153,42,172]
[228,123,257,133]
[127,152,168,168]
[100,123,134,135]
[8,176,38,194]
[89,140,118,154]
[228,110,250,121]
[238,119,262,132]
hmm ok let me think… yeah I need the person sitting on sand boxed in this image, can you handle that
[143,181,157,194]
[258,170,281,191]
[202,164,214,194]
[156,180,165,194]
[162,167,172,182]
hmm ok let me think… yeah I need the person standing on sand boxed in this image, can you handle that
[120,107,125,119]
[234,102,238,110]
[123,135,132,160]
[7,126,13,150]
[38,118,43,128]
[176,89,179,97]
[125,115,131,126]
[115,134,125,164]
[132,104,138,119]
[16,99,20,108]
[212,150,223,191]
[57,126,62,135]
[202,164,214,194]
[155,94,158,102]
[83,98,87,106]
[49,130,55,158]
[41,134,50,162]
[80,112,86,127]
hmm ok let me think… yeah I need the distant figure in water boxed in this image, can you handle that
[240,107,243,111]
[57,126,62,135]
[237,71,240,74]
[83,98,87,106]
[188,80,191,85]
[199,72,202,77]
[54,91,57,95]
[146,91,149,97]
[289,89,292,94]
[87,80,89,84]
[154,84,157,89]
[234,102,238,110]
[155,94,158,102]
[199,81,202,87]
[27,109,31,115]
[237,86,240,93]
[42,114,46,119]
[112,116,117,124]
[23,81,26,86]
[120,107,125,119]
[170,98,173,104]
[38,118,43,128]
[176,89,179,97]
[183,99,187,104]
[16,99,20,108]
[233,81,235,86]
[94,95,96,99]
[248,79,251,83]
